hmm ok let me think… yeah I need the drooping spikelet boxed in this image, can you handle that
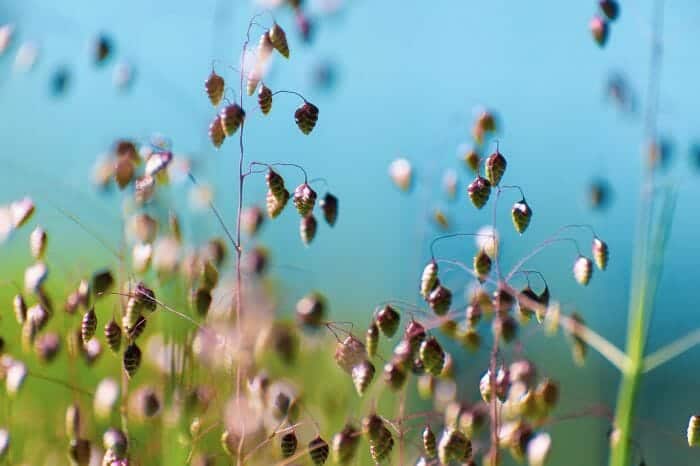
[592,237,609,270]
[511,199,532,234]
[363,415,394,463]
[423,425,437,458]
[366,320,379,357]
[420,260,438,299]
[300,215,318,245]
[419,337,445,376]
[294,102,319,135]
[192,288,212,317]
[383,361,407,390]
[268,23,290,58]
[81,308,97,344]
[258,84,272,115]
[438,428,472,464]
[320,192,338,226]
[334,335,367,373]
[473,248,492,282]
[308,436,329,465]
[599,0,620,21]
[332,424,360,464]
[123,343,142,378]
[104,318,122,352]
[590,15,609,47]
[65,403,81,440]
[573,255,593,286]
[351,360,375,396]
[280,430,298,458]
[480,367,510,403]
[467,176,491,209]
[219,104,245,136]
[204,70,224,106]
[687,415,700,447]
[208,114,226,148]
[428,284,452,316]
[485,149,507,186]
[376,305,400,337]
[296,292,326,328]
[29,226,47,259]
[293,183,317,216]
[266,188,290,218]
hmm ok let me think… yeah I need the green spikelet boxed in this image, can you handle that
[485,149,507,186]
[376,305,400,337]
[438,428,472,464]
[428,284,452,316]
[473,248,492,283]
[366,320,379,357]
[467,176,491,209]
[511,199,532,233]
[688,415,700,447]
[419,337,445,376]
[219,104,245,137]
[332,424,360,464]
[592,237,609,270]
[420,260,438,298]
[268,24,289,58]
[351,360,375,396]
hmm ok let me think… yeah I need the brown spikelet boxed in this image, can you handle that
[204,71,225,106]
[293,183,317,216]
[269,23,290,58]
[266,188,290,218]
[208,114,226,148]
[123,343,142,378]
[308,436,329,465]
[81,308,97,344]
[294,102,319,135]
[280,430,298,458]
[300,214,318,245]
[219,104,245,137]
[258,84,272,115]
[320,192,338,226]
[104,318,122,352]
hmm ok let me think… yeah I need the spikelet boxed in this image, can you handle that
[266,169,285,194]
[241,206,264,236]
[308,436,329,465]
[590,15,609,47]
[35,332,60,363]
[419,337,445,376]
[428,284,452,316]
[388,158,413,191]
[485,149,507,186]
[438,428,472,464]
[123,343,141,378]
[104,319,122,352]
[127,315,147,340]
[493,315,518,343]
[383,361,407,390]
[362,415,393,462]
[334,335,367,373]
[573,255,593,286]
[420,260,438,298]
[13,294,26,324]
[480,367,510,403]
[332,424,360,464]
[366,321,379,357]
[219,104,245,136]
[258,84,272,115]
[376,305,400,337]
[405,320,427,354]
[280,430,298,458]
[268,23,290,58]
[599,0,620,21]
[517,286,538,321]
[65,403,81,440]
[103,428,128,459]
[92,270,114,296]
[81,308,97,344]
[423,425,436,458]
[320,192,338,226]
[351,360,375,396]
[208,114,225,148]
[204,71,224,106]
[592,237,609,270]
[511,199,532,234]
[29,226,47,259]
[300,215,318,245]
[467,176,491,209]
[464,147,480,172]
[568,312,587,365]
[296,292,326,328]
[294,102,319,135]
[293,183,317,216]
[266,188,290,218]
[192,288,212,317]
[473,248,492,282]
[68,438,91,466]
[688,415,700,447]
[114,156,135,189]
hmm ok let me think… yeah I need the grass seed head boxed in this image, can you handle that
[573,255,593,286]
[388,158,413,192]
[92,269,114,297]
[29,226,47,259]
[383,361,407,390]
[493,315,518,343]
[300,214,318,245]
[35,332,60,363]
[376,305,400,337]
[592,237,609,270]
[428,284,452,315]
[294,102,319,135]
[219,104,245,137]
[320,192,338,226]
[293,183,317,217]
[12,294,26,324]
[280,430,298,458]
[474,248,492,283]
[517,286,538,321]
[266,188,290,218]
[204,71,225,106]
[258,83,273,115]
[351,360,375,396]
[123,343,142,378]
[65,403,81,440]
[420,260,439,299]
[480,366,510,403]
[269,23,290,58]
[419,337,445,376]
[334,335,367,373]
[599,0,620,21]
[464,147,480,173]
[68,438,91,466]
[590,15,609,47]
[81,308,97,344]
[332,424,360,464]
[485,149,507,186]
[114,156,135,189]
[365,320,379,357]
[438,428,471,465]
[423,425,437,458]
[208,114,226,148]
[467,176,491,209]
[296,292,326,328]
[308,436,330,465]
[241,206,264,236]
[688,415,700,447]
[103,428,128,458]
[511,199,532,234]
[104,319,122,352]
